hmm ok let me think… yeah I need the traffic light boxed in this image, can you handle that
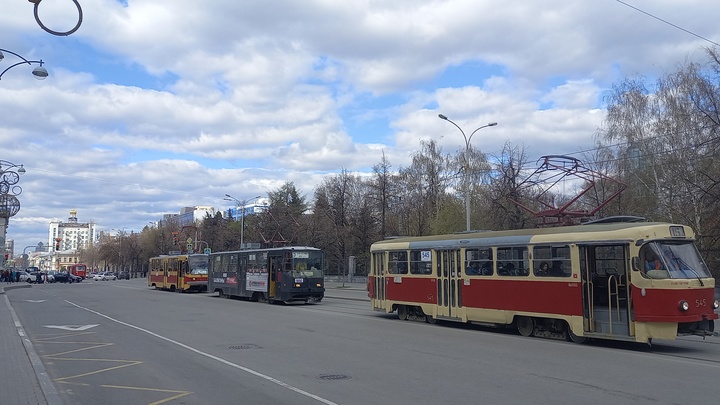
[55,238,62,250]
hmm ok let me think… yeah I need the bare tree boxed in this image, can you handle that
[369,151,397,239]
[257,182,306,246]
[482,142,534,229]
[597,49,720,275]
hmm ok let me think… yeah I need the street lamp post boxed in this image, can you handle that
[438,114,497,232]
[224,194,261,249]
[22,244,40,269]
[0,48,48,80]
[0,160,26,267]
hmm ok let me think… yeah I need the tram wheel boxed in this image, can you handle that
[397,305,409,320]
[516,316,535,337]
[566,324,587,344]
[425,315,437,324]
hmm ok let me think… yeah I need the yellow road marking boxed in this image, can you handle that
[54,360,143,382]
[100,385,193,405]
[34,331,194,404]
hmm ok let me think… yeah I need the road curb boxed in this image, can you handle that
[4,291,64,405]
[0,283,31,294]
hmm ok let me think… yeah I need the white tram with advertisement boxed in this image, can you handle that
[368,219,718,343]
[208,246,325,303]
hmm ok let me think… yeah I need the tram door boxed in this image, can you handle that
[370,252,385,310]
[268,254,283,300]
[579,245,631,337]
[436,249,462,319]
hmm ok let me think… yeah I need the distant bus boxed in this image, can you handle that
[148,254,209,292]
[68,263,88,279]
[208,246,325,303]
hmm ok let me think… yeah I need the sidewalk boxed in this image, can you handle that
[1,283,62,405]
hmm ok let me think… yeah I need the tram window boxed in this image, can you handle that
[533,245,571,277]
[212,255,225,273]
[388,251,409,274]
[496,247,529,277]
[371,252,385,276]
[169,258,178,273]
[594,246,625,276]
[638,244,668,279]
[409,250,432,275]
[465,248,493,276]
[228,254,239,273]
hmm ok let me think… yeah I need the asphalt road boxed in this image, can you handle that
[7,278,720,405]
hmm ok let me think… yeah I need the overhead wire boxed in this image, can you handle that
[616,0,720,47]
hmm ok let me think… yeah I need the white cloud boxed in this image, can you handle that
[1,0,718,251]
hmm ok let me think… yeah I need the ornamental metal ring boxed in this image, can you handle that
[0,194,21,218]
[31,0,83,36]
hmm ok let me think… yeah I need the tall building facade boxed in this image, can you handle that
[49,209,97,252]
[225,201,268,219]
[161,206,218,228]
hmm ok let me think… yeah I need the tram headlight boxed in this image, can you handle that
[294,283,301,288]
[678,300,689,312]
[316,283,322,288]
[713,299,719,309]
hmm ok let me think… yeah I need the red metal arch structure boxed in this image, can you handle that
[510,155,626,226]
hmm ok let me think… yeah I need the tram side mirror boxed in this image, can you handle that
[631,257,640,271]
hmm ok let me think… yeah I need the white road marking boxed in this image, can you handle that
[44,324,100,331]
[65,300,339,405]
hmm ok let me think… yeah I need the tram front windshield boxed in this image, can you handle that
[188,256,209,275]
[290,251,323,278]
[644,241,712,279]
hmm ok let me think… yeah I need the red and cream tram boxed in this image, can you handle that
[368,219,718,343]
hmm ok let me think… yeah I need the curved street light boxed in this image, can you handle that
[22,244,42,269]
[0,160,26,266]
[438,114,498,232]
[0,48,48,80]
[29,0,83,37]
[224,194,261,249]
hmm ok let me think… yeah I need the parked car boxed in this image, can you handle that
[117,271,130,280]
[93,272,117,281]
[46,270,59,283]
[28,271,45,284]
[53,272,82,283]
[18,270,33,282]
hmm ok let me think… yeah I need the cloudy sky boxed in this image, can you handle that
[1,0,718,254]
